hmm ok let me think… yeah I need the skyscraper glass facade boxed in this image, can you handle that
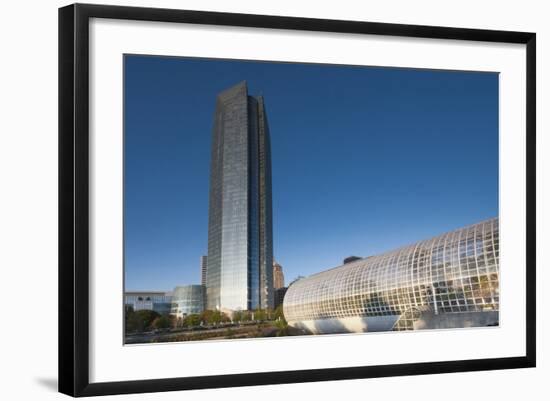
[200,256,207,287]
[283,218,499,333]
[124,291,172,315]
[206,82,274,311]
[171,285,205,318]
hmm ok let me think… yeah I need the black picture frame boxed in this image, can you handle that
[59,3,536,397]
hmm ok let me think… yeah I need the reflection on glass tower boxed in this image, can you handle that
[206,81,274,311]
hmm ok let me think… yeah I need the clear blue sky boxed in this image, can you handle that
[124,55,498,291]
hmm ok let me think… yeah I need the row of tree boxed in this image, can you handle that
[174,310,229,328]
[175,305,285,328]
[125,305,287,334]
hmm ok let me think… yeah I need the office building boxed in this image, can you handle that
[171,285,205,319]
[125,291,172,315]
[206,81,274,311]
[274,287,287,309]
[200,255,208,287]
[283,218,499,334]
[273,261,285,289]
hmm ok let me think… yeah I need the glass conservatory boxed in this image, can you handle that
[283,218,499,334]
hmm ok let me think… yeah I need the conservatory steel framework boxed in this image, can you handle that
[283,218,499,334]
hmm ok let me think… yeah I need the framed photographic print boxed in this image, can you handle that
[58,3,536,397]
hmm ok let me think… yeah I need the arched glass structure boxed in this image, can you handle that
[283,218,499,334]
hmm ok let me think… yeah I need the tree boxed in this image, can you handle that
[275,317,289,336]
[200,310,214,325]
[184,314,201,327]
[136,310,160,329]
[125,310,142,333]
[239,311,252,322]
[210,310,223,325]
[220,311,230,323]
[232,311,243,323]
[152,315,171,330]
[125,309,160,333]
[273,305,286,323]
[173,317,184,328]
[253,309,267,322]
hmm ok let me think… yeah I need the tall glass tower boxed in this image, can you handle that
[206,81,274,311]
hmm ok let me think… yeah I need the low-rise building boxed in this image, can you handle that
[171,285,205,319]
[274,287,287,309]
[125,291,172,315]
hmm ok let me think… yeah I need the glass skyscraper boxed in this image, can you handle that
[206,81,274,311]
[273,261,285,289]
[200,255,207,287]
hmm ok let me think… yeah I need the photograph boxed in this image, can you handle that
[123,54,500,345]
[52,2,537,396]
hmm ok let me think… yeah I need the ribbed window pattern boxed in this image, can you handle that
[283,218,499,322]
